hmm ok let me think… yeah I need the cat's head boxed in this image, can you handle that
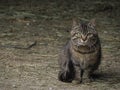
[70,19,98,47]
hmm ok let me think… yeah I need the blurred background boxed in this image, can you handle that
[0,0,120,20]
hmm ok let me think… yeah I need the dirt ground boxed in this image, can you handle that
[0,0,120,90]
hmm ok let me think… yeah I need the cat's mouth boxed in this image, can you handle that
[71,39,98,53]
[76,41,89,47]
[71,41,88,47]
[77,39,97,47]
[71,42,96,54]
[77,43,86,46]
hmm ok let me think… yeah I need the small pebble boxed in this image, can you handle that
[26,22,30,26]
[49,87,53,90]
[12,84,17,88]
[104,31,108,34]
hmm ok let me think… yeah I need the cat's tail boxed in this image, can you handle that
[58,70,75,82]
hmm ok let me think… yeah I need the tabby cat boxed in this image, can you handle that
[58,19,101,83]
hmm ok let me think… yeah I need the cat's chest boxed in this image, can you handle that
[71,49,97,66]
[72,51,92,61]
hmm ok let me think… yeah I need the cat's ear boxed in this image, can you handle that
[88,18,96,27]
[73,18,77,27]
[72,18,78,28]
[71,18,78,36]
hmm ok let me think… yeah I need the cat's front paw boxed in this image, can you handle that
[72,79,82,84]
[72,80,81,84]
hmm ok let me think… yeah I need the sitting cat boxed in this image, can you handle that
[58,18,101,83]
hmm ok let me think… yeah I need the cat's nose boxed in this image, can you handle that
[81,36,87,41]
[80,39,86,43]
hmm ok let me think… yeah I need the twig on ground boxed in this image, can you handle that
[0,41,37,49]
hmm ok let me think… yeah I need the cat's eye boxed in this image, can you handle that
[75,33,81,37]
[72,36,77,40]
[88,33,93,37]
[72,33,81,40]
[89,34,93,37]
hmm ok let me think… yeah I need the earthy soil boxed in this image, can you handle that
[0,0,120,90]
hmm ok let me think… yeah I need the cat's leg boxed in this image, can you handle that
[84,68,95,83]
[85,63,100,82]
[72,66,83,84]
[80,69,84,83]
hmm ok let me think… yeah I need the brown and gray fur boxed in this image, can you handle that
[58,19,101,83]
